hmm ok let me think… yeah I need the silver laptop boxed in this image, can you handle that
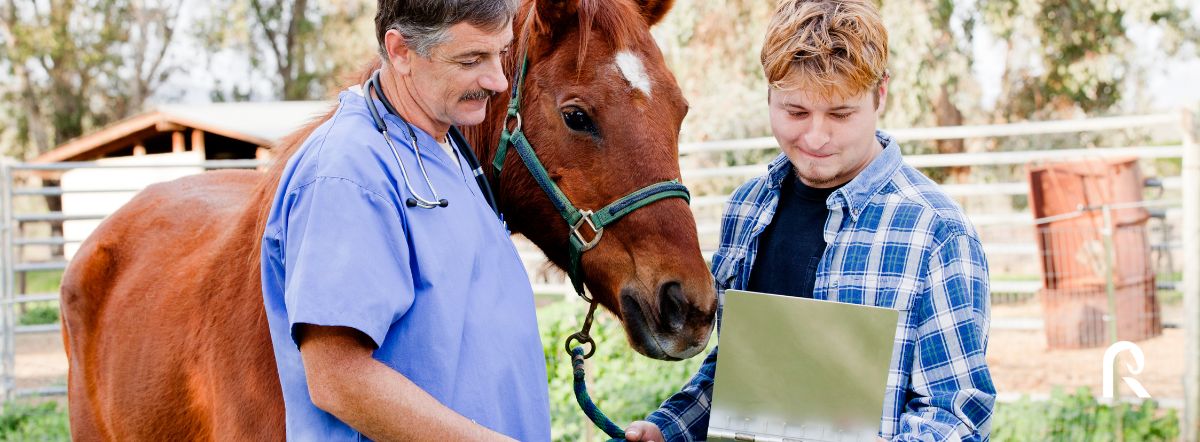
[707,290,899,442]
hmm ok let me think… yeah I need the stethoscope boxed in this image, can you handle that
[363,70,500,217]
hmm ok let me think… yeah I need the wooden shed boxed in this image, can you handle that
[32,101,331,164]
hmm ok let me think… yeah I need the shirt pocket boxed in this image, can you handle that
[831,274,921,312]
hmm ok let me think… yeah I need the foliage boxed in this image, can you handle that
[650,0,1199,163]
[0,0,184,159]
[19,304,60,326]
[193,0,374,101]
[538,301,712,441]
[23,271,63,295]
[0,401,69,441]
[992,387,1179,441]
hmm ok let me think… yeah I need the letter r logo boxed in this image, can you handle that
[1102,341,1151,399]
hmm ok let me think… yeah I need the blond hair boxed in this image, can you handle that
[760,0,888,101]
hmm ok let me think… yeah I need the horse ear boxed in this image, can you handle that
[534,0,580,35]
[638,0,674,26]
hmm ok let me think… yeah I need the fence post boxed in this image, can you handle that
[0,159,12,401]
[1181,108,1199,442]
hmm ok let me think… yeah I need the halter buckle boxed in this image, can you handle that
[571,210,604,252]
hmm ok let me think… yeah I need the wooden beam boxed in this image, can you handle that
[172,131,185,155]
[31,112,162,163]
[187,129,205,153]
[155,121,185,132]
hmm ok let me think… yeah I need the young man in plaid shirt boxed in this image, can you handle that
[624,0,995,440]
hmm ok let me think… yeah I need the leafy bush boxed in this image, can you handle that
[993,387,1179,441]
[19,304,60,326]
[538,301,713,441]
[0,401,69,441]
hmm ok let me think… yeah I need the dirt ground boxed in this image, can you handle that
[13,332,68,392]
[988,301,1188,403]
[10,300,1190,404]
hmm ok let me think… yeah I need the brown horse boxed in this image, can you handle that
[60,0,715,439]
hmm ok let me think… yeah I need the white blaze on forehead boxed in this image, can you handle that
[615,51,652,97]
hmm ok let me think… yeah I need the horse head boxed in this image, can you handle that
[472,0,716,361]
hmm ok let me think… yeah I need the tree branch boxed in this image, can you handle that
[250,0,288,95]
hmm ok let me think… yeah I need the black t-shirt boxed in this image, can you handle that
[746,173,843,298]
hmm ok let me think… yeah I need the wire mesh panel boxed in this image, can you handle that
[1035,221,1162,348]
[1028,158,1163,349]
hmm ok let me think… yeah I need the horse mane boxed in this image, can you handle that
[573,0,647,73]
[250,60,382,246]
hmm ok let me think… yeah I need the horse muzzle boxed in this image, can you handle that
[618,281,716,361]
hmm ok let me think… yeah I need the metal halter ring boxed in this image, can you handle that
[563,301,600,358]
[505,111,523,133]
[564,331,596,359]
[571,210,604,252]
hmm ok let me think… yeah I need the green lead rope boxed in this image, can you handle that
[572,346,627,441]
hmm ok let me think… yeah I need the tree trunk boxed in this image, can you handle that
[933,89,969,183]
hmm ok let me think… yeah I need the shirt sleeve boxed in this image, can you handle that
[893,233,996,441]
[646,346,718,442]
[282,176,414,348]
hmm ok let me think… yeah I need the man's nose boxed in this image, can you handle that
[480,57,508,93]
[804,118,831,149]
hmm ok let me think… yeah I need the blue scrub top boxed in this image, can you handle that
[260,89,550,441]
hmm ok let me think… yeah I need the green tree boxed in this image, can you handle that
[652,0,1198,185]
[982,0,1199,123]
[0,0,183,159]
[878,0,981,181]
[196,0,374,101]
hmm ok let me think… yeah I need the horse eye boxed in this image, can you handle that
[561,107,597,134]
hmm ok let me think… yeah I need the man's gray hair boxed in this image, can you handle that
[375,0,518,59]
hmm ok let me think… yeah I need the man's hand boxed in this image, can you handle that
[625,421,664,441]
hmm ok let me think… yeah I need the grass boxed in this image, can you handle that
[0,388,1182,441]
[14,271,63,326]
[21,271,63,295]
[0,401,69,441]
[18,303,59,326]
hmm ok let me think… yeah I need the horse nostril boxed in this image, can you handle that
[657,281,686,333]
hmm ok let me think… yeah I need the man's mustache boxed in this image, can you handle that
[460,89,496,101]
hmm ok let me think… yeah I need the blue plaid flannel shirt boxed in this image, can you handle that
[646,131,995,441]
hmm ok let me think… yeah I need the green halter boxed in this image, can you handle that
[493,52,691,354]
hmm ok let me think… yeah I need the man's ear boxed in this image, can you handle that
[383,29,415,75]
[875,73,890,111]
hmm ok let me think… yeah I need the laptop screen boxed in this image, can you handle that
[708,290,899,441]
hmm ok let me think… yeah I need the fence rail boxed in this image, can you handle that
[0,112,1195,437]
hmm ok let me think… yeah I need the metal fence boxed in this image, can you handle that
[0,112,1197,437]
[0,159,263,398]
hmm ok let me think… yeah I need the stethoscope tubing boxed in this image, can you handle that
[363,70,499,217]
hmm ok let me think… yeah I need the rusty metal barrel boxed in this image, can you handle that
[1027,158,1162,349]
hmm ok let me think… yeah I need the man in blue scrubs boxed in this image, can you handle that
[260,0,549,440]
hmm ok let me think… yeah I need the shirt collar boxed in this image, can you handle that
[834,130,903,219]
[765,130,903,219]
